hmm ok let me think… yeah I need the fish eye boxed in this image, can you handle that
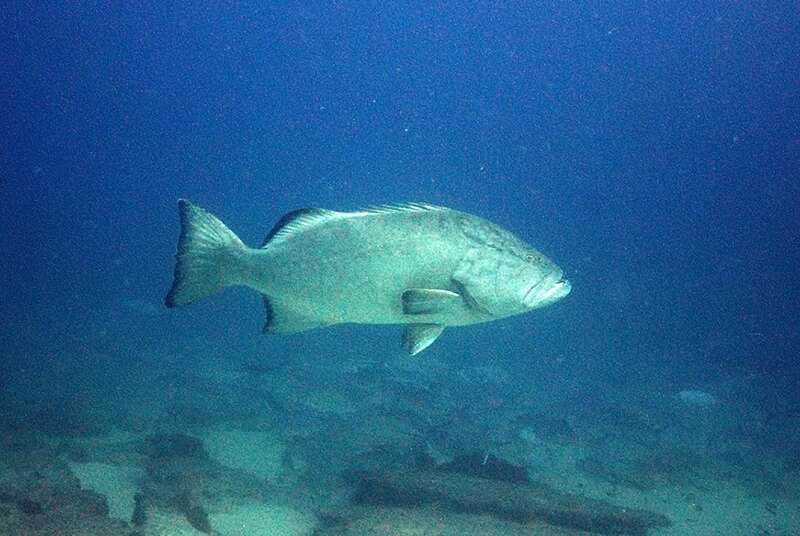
[525,254,535,262]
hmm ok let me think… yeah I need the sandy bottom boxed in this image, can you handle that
[1,342,797,536]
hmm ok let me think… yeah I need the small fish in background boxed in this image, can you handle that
[677,389,719,407]
[165,200,571,354]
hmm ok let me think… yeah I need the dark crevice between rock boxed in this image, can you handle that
[175,492,211,534]
[438,453,531,484]
[0,492,43,516]
[348,457,672,536]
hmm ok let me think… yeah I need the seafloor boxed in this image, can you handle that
[1,305,797,535]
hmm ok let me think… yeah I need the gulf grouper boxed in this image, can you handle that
[165,200,571,354]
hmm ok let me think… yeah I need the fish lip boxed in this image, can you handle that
[548,278,571,300]
[524,273,570,305]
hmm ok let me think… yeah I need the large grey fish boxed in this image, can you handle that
[165,200,571,354]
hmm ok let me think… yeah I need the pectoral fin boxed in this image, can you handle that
[402,324,445,355]
[402,288,461,315]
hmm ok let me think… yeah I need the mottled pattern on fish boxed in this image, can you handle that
[166,200,570,354]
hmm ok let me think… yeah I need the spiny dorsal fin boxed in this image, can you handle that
[261,208,340,247]
[358,202,446,216]
[262,203,445,247]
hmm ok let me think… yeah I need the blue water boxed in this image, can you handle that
[1,2,799,534]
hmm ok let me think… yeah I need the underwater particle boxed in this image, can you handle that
[685,492,703,512]
[676,389,718,407]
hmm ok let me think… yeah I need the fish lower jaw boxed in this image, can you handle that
[526,280,571,308]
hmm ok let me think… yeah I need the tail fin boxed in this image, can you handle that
[165,199,247,307]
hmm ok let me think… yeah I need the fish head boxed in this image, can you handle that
[455,224,571,317]
[519,252,572,310]
[487,242,571,315]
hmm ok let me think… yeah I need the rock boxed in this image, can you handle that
[17,498,43,515]
[136,428,269,535]
[513,412,577,443]
[176,492,212,533]
[201,427,287,483]
[68,461,143,522]
[209,500,317,536]
[576,457,656,491]
[0,476,129,535]
[438,453,530,484]
[346,469,671,535]
[135,503,210,535]
[317,505,578,535]
[143,433,208,460]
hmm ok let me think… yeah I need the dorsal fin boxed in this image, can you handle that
[261,208,339,247]
[358,202,446,216]
[261,203,445,248]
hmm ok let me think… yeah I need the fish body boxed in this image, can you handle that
[166,200,571,354]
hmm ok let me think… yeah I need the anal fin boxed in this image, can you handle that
[402,324,445,355]
[262,295,326,334]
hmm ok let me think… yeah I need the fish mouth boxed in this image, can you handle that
[524,274,571,306]
[547,277,571,300]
